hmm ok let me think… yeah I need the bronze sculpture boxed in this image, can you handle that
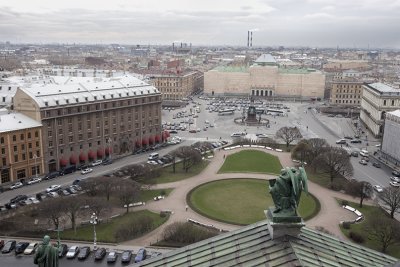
[34,235,59,267]
[269,166,308,217]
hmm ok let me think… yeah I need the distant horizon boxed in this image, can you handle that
[1,0,400,49]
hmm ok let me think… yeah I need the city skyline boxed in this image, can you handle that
[0,0,400,48]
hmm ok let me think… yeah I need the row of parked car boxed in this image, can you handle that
[0,240,154,263]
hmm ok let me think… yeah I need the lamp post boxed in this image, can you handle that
[90,213,98,251]
[33,154,38,178]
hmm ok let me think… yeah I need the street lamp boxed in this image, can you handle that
[90,213,98,251]
[33,154,38,178]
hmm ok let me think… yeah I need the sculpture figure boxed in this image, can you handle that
[269,166,308,216]
[34,235,59,267]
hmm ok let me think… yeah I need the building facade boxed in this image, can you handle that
[381,110,400,164]
[360,83,400,137]
[13,75,162,173]
[149,71,203,100]
[330,81,363,106]
[0,112,44,185]
[204,55,325,99]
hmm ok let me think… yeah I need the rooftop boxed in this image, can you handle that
[132,220,397,267]
[254,54,277,64]
[365,83,400,94]
[0,112,42,133]
[17,74,159,108]
[387,109,400,118]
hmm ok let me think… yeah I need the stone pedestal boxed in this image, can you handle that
[265,208,305,240]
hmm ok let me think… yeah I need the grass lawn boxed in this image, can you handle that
[338,199,400,259]
[306,167,348,190]
[188,178,319,225]
[218,150,282,174]
[146,160,209,184]
[139,188,173,202]
[59,210,168,243]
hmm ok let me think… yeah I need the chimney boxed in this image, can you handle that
[247,31,250,47]
[250,31,253,47]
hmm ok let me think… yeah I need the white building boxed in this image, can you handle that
[360,83,400,137]
[381,110,400,164]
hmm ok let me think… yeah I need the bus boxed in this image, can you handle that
[218,108,235,116]
[266,108,285,116]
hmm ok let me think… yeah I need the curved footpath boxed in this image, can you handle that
[123,148,373,247]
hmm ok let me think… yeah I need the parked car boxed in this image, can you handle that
[107,251,118,263]
[359,160,368,165]
[147,160,158,165]
[135,248,147,263]
[60,165,77,175]
[77,246,90,260]
[372,162,381,168]
[10,182,23,190]
[2,240,16,253]
[58,244,68,258]
[392,170,400,177]
[94,247,106,261]
[72,179,81,185]
[46,185,61,193]
[27,177,42,185]
[335,139,347,144]
[36,192,47,201]
[390,181,400,187]
[121,250,132,263]
[15,242,29,254]
[44,171,59,180]
[390,176,400,183]
[66,246,79,259]
[102,159,113,165]
[350,139,362,144]
[373,185,383,193]
[60,189,71,196]
[47,191,59,198]
[81,168,93,175]
[10,195,27,204]
[90,160,103,167]
[351,151,359,157]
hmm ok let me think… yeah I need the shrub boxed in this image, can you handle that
[342,221,351,229]
[114,215,154,242]
[160,189,166,196]
[349,231,365,243]
[341,200,349,206]
[162,222,218,245]
[329,182,343,191]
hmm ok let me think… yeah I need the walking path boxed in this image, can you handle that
[122,147,372,247]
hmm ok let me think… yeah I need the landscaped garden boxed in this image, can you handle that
[218,150,282,174]
[188,178,320,225]
[338,200,400,259]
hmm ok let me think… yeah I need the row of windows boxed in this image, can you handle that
[334,84,362,89]
[3,141,40,154]
[334,89,361,94]
[335,100,361,104]
[383,99,397,106]
[44,96,161,117]
[1,150,40,165]
[335,95,361,99]
[0,131,39,144]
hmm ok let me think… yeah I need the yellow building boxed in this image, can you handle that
[204,54,325,99]
[330,81,363,106]
[0,111,44,185]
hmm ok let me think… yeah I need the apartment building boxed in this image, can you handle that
[0,111,44,184]
[149,71,203,100]
[381,110,400,164]
[360,83,400,137]
[330,81,363,106]
[13,75,162,172]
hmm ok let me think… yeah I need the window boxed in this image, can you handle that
[59,138,63,144]
[392,100,395,106]
[22,153,26,161]
[28,132,31,139]
[0,137,4,144]
[14,155,18,162]
[1,148,4,154]
[20,134,24,140]
[48,131,52,137]
[14,146,17,152]
[35,131,39,138]
[13,135,16,142]
[17,169,26,179]
[384,100,387,106]
[1,169,10,183]
[21,144,25,150]
[49,141,53,147]
[69,136,73,143]
[29,152,32,159]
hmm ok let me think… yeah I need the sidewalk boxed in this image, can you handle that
[122,147,370,246]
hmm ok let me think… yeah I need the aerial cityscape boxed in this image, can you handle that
[1,0,400,266]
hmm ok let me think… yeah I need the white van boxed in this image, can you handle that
[148,153,159,161]
[360,149,369,157]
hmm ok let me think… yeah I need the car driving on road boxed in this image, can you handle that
[46,185,61,193]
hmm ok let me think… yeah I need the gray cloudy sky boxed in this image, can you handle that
[1,0,400,48]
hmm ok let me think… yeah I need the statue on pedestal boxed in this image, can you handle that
[268,167,308,218]
[34,235,59,267]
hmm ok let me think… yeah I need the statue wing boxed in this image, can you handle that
[287,167,299,202]
[299,167,308,195]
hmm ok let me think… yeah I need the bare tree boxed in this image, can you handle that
[174,146,202,173]
[62,196,85,233]
[364,212,400,253]
[80,178,101,197]
[346,181,373,208]
[117,180,141,213]
[313,147,353,182]
[292,138,329,166]
[275,127,302,148]
[97,176,119,201]
[39,198,65,230]
[380,187,400,219]
[83,197,112,219]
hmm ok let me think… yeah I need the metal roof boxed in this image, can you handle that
[18,74,159,108]
[131,220,398,267]
[0,112,42,133]
[366,83,400,93]
[254,54,277,64]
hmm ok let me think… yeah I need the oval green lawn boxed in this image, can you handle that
[188,179,319,225]
[218,150,282,175]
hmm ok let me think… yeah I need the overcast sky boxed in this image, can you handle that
[1,0,400,48]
